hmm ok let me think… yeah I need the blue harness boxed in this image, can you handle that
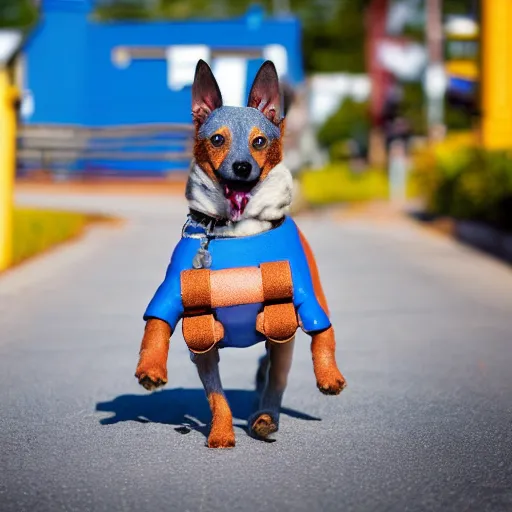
[144,216,330,348]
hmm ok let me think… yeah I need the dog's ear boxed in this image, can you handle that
[247,61,281,125]
[192,60,223,128]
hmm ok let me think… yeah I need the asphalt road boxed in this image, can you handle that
[1,192,512,512]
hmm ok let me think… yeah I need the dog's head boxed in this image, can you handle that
[190,59,286,222]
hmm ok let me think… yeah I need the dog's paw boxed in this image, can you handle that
[207,428,236,449]
[135,365,167,391]
[317,369,347,395]
[249,412,278,440]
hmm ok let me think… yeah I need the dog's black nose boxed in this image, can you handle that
[232,161,252,179]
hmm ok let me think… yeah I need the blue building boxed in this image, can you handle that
[17,0,303,176]
[21,0,304,127]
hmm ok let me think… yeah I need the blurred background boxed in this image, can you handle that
[1,0,511,268]
[4,4,512,507]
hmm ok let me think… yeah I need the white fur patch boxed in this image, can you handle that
[185,163,228,219]
[185,162,294,237]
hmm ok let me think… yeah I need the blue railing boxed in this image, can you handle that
[17,123,195,180]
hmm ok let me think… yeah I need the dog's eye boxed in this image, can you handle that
[252,136,268,150]
[210,134,225,147]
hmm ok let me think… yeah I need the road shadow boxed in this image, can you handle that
[95,388,321,440]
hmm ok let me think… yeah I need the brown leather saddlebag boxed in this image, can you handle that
[180,261,298,353]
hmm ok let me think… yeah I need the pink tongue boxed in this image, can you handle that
[224,186,250,221]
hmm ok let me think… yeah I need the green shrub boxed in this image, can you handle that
[317,99,370,160]
[401,82,427,135]
[12,208,90,266]
[451,150,512,230]
[411,135,512,232]
[445,101,474,131]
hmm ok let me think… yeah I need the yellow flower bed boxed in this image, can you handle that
[299,164,390,205]
[12,208,92,266]
[298,163,424,205]
[412,131,477,185]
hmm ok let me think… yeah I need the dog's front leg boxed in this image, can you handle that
[311,326,346,395]
[135,318,171,390]
[192,349,235,449]
[249,338,295,439]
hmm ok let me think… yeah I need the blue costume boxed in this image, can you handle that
[144,216,330,348]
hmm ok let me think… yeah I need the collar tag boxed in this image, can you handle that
[192,238,212,269]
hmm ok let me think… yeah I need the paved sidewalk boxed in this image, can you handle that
[1,191,512,512]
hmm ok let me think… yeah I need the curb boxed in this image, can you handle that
[409,212,512,265]
[455,220,512,264]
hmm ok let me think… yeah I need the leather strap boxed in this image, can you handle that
[258,261,297,342]
[181,261,298,352]
[181,268,211,312]
[182,314,224,354]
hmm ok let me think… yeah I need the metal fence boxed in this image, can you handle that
[16,123,195,180]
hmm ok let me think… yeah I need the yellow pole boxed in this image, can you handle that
[480,0,512,149]
[0,68,18,271]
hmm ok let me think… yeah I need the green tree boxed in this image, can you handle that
[95,0,153,20]
[444,0,478,16]
[0,0,38,28]
[317,98,370,159]
[95,0,370,74]
[301,0,367,73]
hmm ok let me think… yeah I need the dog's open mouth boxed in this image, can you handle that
[222,180,258,221]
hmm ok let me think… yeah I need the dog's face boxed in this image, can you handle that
[191,60,284,221]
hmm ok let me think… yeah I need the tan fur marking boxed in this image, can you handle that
[193,138,216,180]
[261,138,283,179]
[194,126,232,181]
[249,126,269,169]
[135,319,171,390]
[207,392,235,448]
[249,125,284,180]
[311,326,347,395]
[264,121,285,180]
[194,350,235,448]
[297,231,346,394]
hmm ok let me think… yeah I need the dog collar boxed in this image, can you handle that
[188,209,230,228]
[188,209,284,232]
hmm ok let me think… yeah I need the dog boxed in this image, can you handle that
[135,60,346,448]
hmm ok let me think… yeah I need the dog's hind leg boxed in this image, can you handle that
[249,338,295,440]
[255,348,270,395]
[192,349,235,448]
[311,326,346,395]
